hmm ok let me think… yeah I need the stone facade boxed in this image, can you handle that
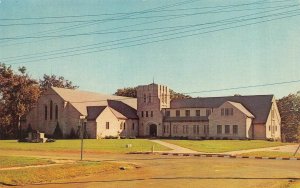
[24,83,281,140]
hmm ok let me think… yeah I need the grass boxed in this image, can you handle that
[0,156,54,168]
[162,139,289,153]
[0,139,170,153]
[0,161,124,186]
[239,151,300,158]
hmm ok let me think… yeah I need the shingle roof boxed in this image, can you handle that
[170,95,274,124]
[51,87,137,119]
[108,100,138,119]
[86,106,107,120]
[227,101,254,118]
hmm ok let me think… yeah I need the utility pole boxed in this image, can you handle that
[80,116,86,161]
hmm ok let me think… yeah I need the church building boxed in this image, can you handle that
[23,83,281,140]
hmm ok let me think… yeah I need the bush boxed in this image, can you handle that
[223,137,228,140]
[208,137,214,140]
[104,135,118,139]
[129,136,136,139]
[53,122,63,139]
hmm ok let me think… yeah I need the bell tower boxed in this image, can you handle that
[137,83,170,137]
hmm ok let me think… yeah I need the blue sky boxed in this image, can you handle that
[0,0,300,98]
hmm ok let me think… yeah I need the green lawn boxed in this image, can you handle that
[0,161,124,186]
[0,139,170,153]
[239,151,300,158]
[0,156,54,168]
[162,139,289,153]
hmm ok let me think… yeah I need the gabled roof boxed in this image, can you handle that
[50,87,137,116]
[170,95,274,124]
[227,101,254,118]
[108,100,138,119]
[87,106,107,120]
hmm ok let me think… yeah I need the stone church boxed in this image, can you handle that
[23,83,281,140]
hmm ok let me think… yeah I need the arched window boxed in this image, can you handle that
[55,105,58,120]
[44,105,47,120]
[50,100,53,120]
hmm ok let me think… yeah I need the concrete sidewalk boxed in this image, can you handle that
[149,140,199,153]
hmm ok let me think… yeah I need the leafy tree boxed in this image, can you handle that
[277,93,300,142]
[114,87,191,100]
[0,63,40,139]
[39,74,78,91]
[169,89,191,100]
[114,87,137,98]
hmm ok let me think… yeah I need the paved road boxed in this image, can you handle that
[149,140,199,153]
[223,144,300,155]
[17,154,300,188]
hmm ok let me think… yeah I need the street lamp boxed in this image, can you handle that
[79,116,87,161]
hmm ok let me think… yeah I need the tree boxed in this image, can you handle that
[39,74,78,91]
[169,89,191,100]
[53,122,63,139]
[277,93,300,142]
[0,63,40,139]
[114,87,191,100]
[114,87,137,98]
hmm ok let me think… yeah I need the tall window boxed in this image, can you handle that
[141,111,144,117]
[44,105,47,120]
[144,94,146,103]
[233,125,238,134]
[146,111,148,117]
[50,100,53,120]
[225,125,230,134]
[185,110,190,117]
[217,125,222,134]
[183,125,188,134]
[106,122,109,129]
[176,110,180,117]
[148,93,151,103]
[196,110,200,116]
[120,122,123,129]
[132,123,135,130]
[221,108,224,116]
[151,111,153,117]
[206,109,211,116]
[55,105,58,120]
[204,125,209,134]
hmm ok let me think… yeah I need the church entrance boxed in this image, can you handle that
[149,124,157,137]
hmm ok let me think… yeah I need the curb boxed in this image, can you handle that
[128,152,300,161]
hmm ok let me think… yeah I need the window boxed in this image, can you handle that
[221,108,224,116]
[132,123,135,130]
[146,111,148,117]
[217,125,222,134]
[233,125,238,134]
[44,105,47,120]
[144,94,146,103]
[106,122,109,129]
[151,111,153,117]
[185,110,190,117]
[225,108,229,116]
[225,125,230,134]
[174,125,178,133]
[196,110,200,116]
[206,109,211,116]
[197,125,200,134]
[120,122,123,129]
[55,105,58,120]
[165,94,167,104]
[148,93,151,103]
[269,126,271,131]
[183,125,188,134]
[176,110,180,117]
[204,125,209,134]
[193,125,197,134]
[275,126,277,132]
[165,111,170,117]
[141,111,144,117]
[50,100,53,120]
[124,123,126,129]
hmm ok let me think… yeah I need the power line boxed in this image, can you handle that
[0,4,293,39]
[0,0,201,44]
[0,0,291,47]
[68,79,300,103]
[0,0,290,21]
[4,6,299,64]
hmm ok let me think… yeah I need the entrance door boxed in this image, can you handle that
[149,124,157,137]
